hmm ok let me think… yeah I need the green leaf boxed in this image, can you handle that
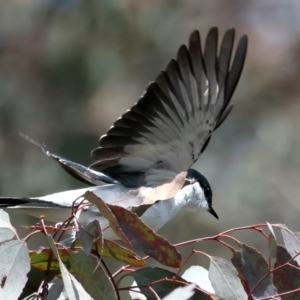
[0,209,16,243]
[83,191,131,245]
[83,191,181,267]
[273,245,300,300]
[131,267,210,300]
[163,283,195,300]
[0,240,30,299]
[47,234,90,299]
[267,222,277,258]
[69,250,117,300]
[241,244,278,300]
[97,239,146,267]
[280,224,300,266]
[108,204,181,268]
[181,266,214,294]
[75,238,146,267]
[30,248,71,273]
[23,267,60,299]
[78,219,103,255]
[208,256,247,300]
[231,251,252,297]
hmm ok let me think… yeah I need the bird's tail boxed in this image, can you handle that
[19,133,118,186]
[0,197,63,208]
[0,197,74,224]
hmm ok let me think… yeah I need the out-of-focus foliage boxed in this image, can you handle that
[2,206,300,299]
[1,0,300,274]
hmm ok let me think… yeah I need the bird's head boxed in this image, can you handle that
[186,168,219,220]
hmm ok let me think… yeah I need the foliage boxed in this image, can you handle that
[1,195,300,299]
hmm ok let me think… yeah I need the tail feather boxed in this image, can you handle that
[0,197,73,223]
[19,133,117,186]
[0,197,64,208]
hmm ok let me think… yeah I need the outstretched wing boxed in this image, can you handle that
[90,27,248,187]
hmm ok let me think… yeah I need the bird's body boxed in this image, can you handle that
[0,27,248,237]
[1,179,207,240]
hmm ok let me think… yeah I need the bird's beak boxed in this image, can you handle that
[208,206,219,219]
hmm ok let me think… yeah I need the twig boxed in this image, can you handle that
[101,258,121,300]
[248,247,300,297]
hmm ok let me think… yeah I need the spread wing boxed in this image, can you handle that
[90,27,248,187]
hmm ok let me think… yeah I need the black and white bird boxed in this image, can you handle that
[0,27,247,238]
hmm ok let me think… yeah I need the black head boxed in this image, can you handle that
[186,168,219,219]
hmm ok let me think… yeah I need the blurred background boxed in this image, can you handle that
[1,0,300,296]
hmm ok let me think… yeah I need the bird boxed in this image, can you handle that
[0,27,248,238]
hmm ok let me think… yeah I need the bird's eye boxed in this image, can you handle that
[155,161,165,169]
